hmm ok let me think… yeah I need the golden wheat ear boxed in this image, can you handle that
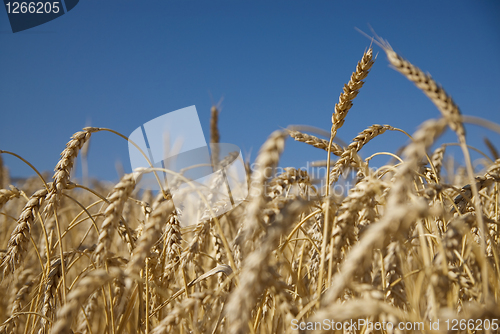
[358,27,465,138]
[330,47,375,139]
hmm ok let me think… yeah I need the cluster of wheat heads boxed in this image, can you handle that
[1,42,500,334]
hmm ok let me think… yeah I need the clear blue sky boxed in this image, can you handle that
[1,1,499,183]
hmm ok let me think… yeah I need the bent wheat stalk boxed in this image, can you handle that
[378,38,489,297]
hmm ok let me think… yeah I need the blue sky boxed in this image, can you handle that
[1,0,499,183]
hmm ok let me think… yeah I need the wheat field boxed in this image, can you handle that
[1,39,499,334]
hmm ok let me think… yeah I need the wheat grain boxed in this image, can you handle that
[268,167,311,199]
[161,214,182,282]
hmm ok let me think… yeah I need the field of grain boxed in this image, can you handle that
[1,39,499,334]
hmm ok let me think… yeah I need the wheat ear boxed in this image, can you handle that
[44,127,100,217]
[268,167,311,199]
[381,44,464,137]
[150,292,211,334]
[320,118,447,307]
[288,131,344,156]
[227,199,307,334]
[2,268,34,333]
[39,259,63,333]
[0,153,4,189]
[1,187,49,276]
[236,130,287,256]
[484,137,499,160]
[126,199,174,279]
[50,268,120,334]
[331,48,374,138]
[0,185,21,210]
[211,105,220,168]
[329,124,394,184]
[160,214,182,282]
[94,173,136,266]
[379,40,493,295]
